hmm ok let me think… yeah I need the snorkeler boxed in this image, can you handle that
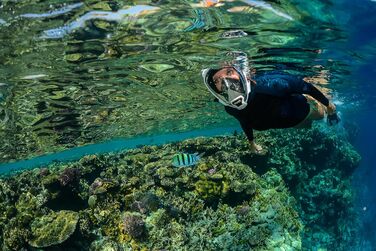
[202,52,340,154]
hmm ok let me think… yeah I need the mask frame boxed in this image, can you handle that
[202,66,251,110]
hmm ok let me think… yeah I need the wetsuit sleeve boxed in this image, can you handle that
[225,107,254,141]
[239,118,254,141]
[257,74,330,106]
[285,76,330,106]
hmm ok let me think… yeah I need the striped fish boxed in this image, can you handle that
[172,153,201,167]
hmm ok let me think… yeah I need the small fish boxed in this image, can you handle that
[172,153,201,167]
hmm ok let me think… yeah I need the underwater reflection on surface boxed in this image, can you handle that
[20,2,84,19]
[41,5,160,39]
[0,0,350,162]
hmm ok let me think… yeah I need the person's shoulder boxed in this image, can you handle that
[255,70,303,84]
[255,71,288,85]
[255,70,293,79]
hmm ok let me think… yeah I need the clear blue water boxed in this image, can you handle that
[337,1,376,249]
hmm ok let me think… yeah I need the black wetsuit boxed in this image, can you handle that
[225,71,329,141]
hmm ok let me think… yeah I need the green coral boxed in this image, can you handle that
[194,179,228,200]
[88,195,97,208]
[2,221,31,251]
[28,210,79,248]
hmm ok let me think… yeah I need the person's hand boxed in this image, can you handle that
[327,102,336,115]
[327,112,341,125]
[249,141,267,155]
[326,102,340,125]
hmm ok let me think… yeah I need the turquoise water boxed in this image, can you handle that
[0,126,239,175]
[0,0,376,250]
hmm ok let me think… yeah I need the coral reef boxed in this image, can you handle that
[28,210,79,248]
[121,212,146,239]
[0,125,360,250]
[59,167,81,187]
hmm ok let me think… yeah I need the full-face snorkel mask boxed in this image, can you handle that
[202,66,251,110]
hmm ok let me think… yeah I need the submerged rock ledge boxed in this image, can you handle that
[0,125,360,250]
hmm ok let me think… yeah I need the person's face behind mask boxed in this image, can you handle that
[203,65,250,110]
[212,67,241,93]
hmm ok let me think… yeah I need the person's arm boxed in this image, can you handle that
[280,75,329,106]
[262,74,338,111]
[257,73,338,124]
[238,118,265,154]
[238,117,254,141]
[257,74,329,105]
[225,107,265,154]
[287,76,341,118]
[283,75,340,124]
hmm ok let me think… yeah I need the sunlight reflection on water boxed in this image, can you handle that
[41,5,160,39]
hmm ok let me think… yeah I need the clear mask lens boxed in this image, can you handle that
[223,78,244,93]
[221,78,245,94]
[220,78,246,108]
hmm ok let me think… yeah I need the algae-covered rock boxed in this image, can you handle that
[28,210,79,248]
